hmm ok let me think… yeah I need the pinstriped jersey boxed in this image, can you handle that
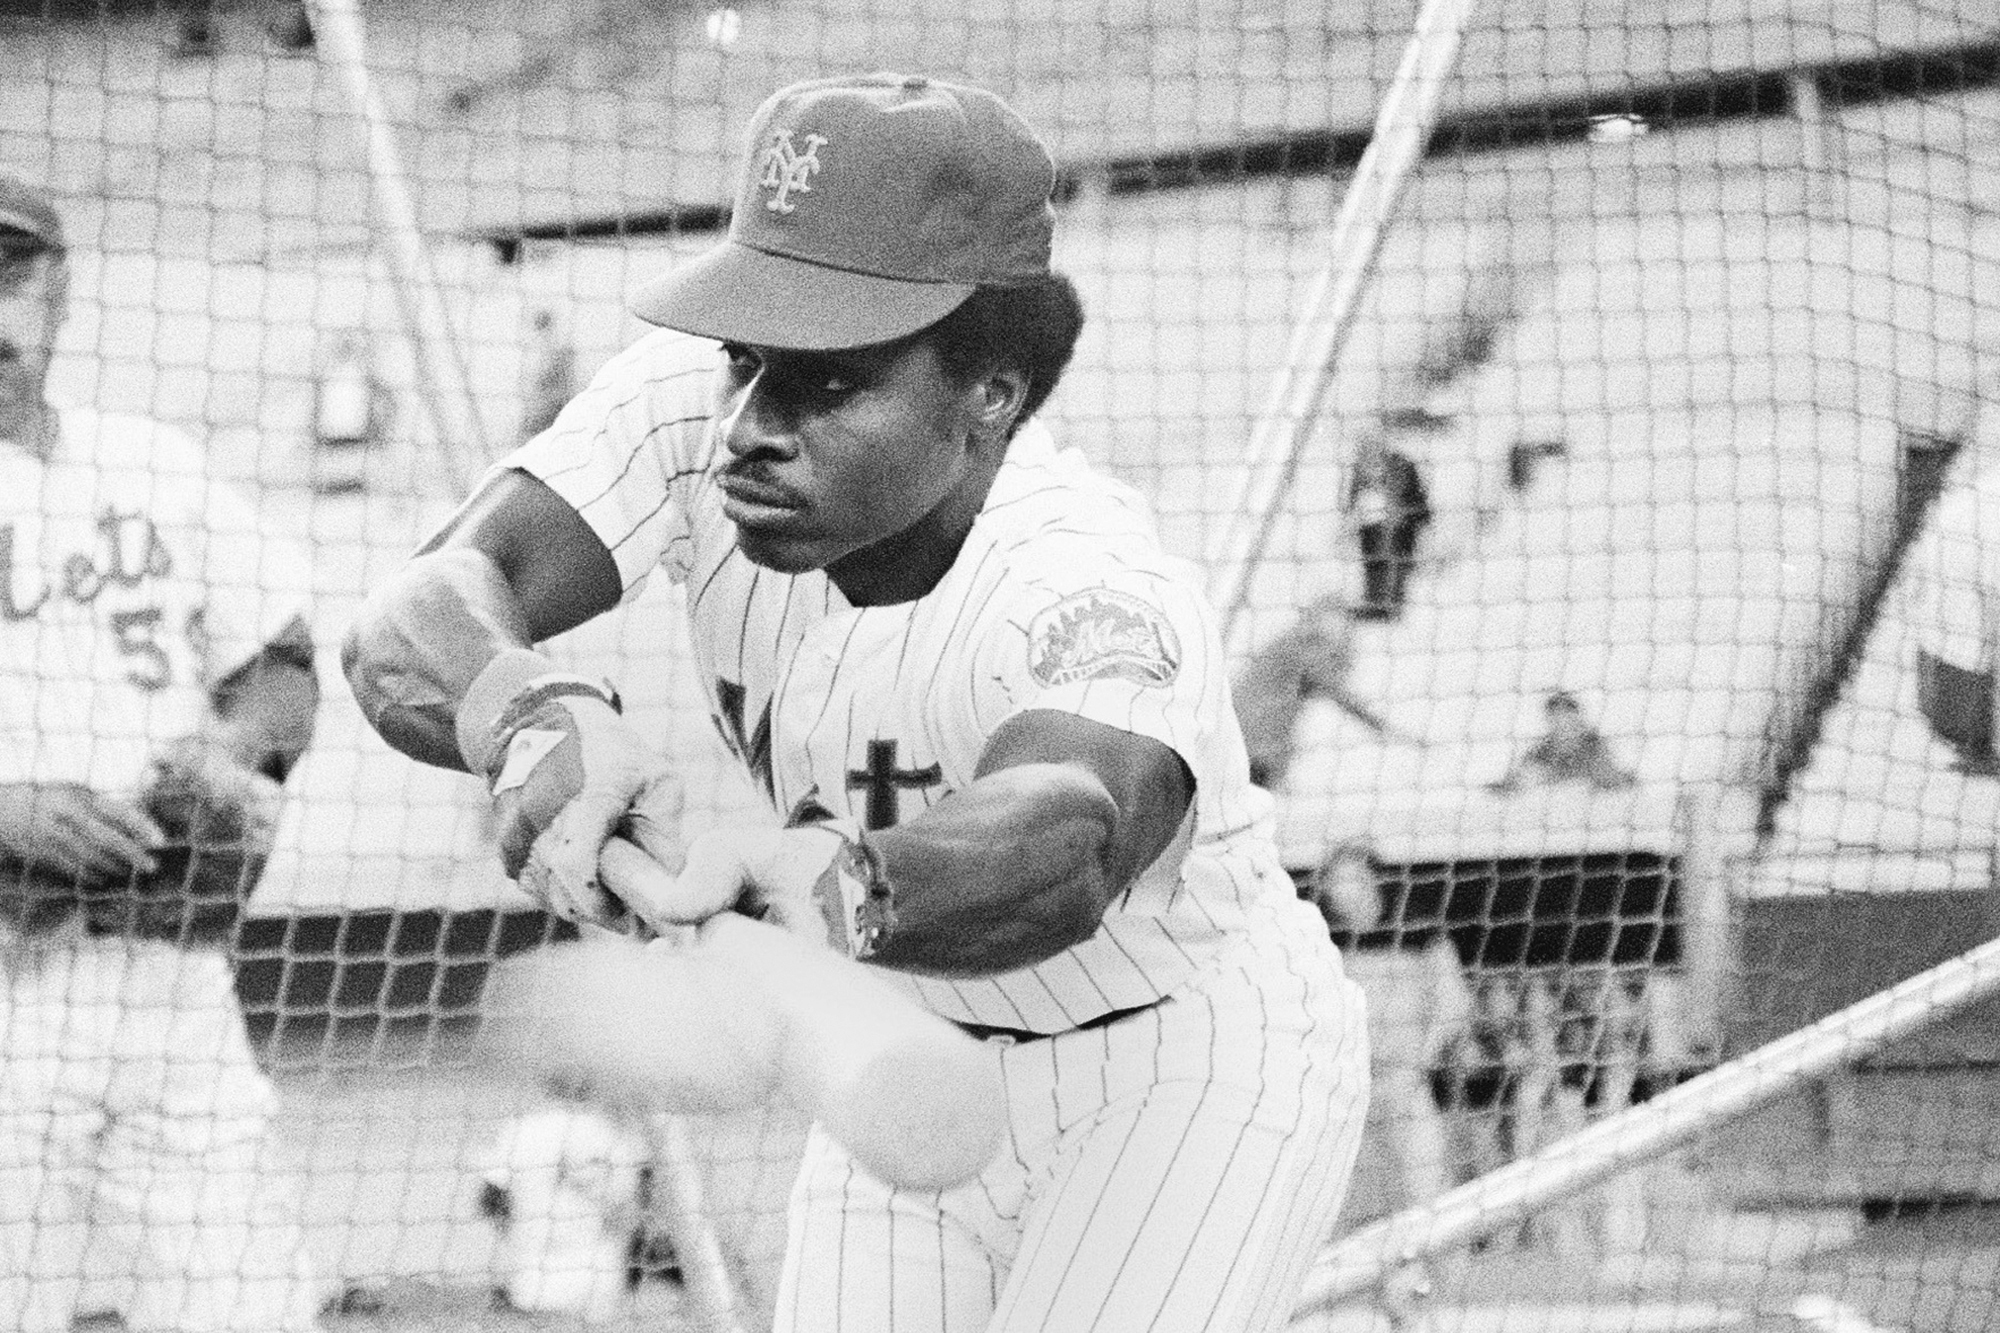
[507,329,1305,1029]
[0,408,306,792]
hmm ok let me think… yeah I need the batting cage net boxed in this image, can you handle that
[2,0,1998,1329]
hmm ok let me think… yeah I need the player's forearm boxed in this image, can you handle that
[342,548,538,771]
[865,762,1122,977]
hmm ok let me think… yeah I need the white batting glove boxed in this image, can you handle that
[457,650,684,928]
[677,821,896,959]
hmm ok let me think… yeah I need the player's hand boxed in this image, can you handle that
[456,651,686,929]
[146,731,284,845]
[678,822,896,958]
[676,824,854,950]
[508,708,684,929]
[0,781,166,885]
[117,733,286,939]
[467,699,682,929]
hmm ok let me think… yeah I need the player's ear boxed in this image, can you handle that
[970,365,1028,440]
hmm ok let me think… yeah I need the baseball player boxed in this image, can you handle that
[344,73,1369,1332]
[0,174,333,1332]
[477,1085,677,1321]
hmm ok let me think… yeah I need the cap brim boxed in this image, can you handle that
[630,240,974,351]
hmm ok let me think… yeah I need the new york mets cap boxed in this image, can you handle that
[630,73,1056,351]
[0,172,63,252]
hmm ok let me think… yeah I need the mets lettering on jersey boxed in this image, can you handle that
[1027,588,1182,688]
[0,506,173,622]
[0,408,298,792]
[506,329,1300,1033]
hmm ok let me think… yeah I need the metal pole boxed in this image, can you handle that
[1296,932,2000,1313]
[1210,0,1481,654]
[308,0,491,490]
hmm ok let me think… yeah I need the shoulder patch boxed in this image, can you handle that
[1027,588,1182,689]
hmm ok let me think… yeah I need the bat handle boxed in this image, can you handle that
[598,836,703,938]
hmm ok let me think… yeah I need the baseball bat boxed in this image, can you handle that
[538,838,1008,1191]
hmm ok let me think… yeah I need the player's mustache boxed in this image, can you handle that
[715,462,801,504]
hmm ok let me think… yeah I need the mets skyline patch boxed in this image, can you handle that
[1027,588,1182,688]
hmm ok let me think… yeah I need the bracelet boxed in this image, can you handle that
[490,673,623,737]
[456,647,622,780]
[810,818,897,960]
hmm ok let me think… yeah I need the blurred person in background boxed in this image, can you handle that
[1487,689,1636,794]
[1348,437,1432,620]
[309,327,393,495]
[1301,839,1469,1218]
[0,172,334,1333]
[1233,590,1398,788]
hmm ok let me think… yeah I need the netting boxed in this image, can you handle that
[2,0,1998,1328]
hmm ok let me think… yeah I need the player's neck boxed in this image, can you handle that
[827,452,1001,607]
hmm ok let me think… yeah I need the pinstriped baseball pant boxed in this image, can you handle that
[774,906,1371,1333]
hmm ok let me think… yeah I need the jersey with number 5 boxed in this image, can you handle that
[0,408,305,792]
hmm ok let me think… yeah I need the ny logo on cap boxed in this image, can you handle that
[758,131,827,214]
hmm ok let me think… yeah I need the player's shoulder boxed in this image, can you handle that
[54,406,236,513]
[56,406,207,475]
[969,429,1213,648]
[594,327,724,403]
[983,422,1159,552]
[533,327,724,470]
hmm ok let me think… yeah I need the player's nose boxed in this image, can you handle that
[720,379,800,460]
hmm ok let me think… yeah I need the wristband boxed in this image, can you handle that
[810,818,896,960]
[455,648,622,780]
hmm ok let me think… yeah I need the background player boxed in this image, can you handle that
[345,72,1369,1332]
[0,172,333,1332]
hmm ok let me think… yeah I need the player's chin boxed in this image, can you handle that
[729,522,840,576]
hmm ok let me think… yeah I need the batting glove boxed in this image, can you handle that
[457,649,684,928]
[678,820,896,959]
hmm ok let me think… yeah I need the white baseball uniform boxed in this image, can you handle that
[0,407,328,1333]
[506,330,1371,1332]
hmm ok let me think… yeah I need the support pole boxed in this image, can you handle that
[309,0,490,490]
[1210,0,1480,655]
[1295,933,2000,1313]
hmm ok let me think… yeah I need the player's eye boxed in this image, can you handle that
[773,358,857,404]
[720,343,760,378]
